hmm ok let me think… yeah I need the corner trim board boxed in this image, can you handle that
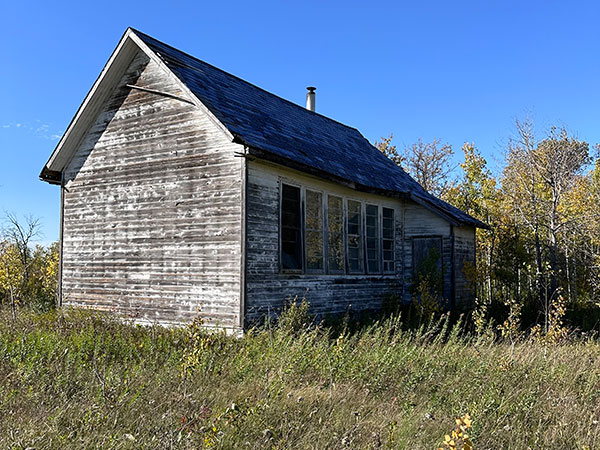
[240,153,248,329]
[58,173,65,307]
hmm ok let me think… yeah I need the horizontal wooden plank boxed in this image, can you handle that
[245,160,404,321]
[62,51,243,328]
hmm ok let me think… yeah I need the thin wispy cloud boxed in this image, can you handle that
[1,120,61,140]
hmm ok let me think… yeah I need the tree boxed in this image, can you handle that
[376,135,454,197]
[0,213,48,314]
[0,240,23,319]
[502,119,590,330]
[375,134,405,168]
[444,143,501,306]
[377,122,600,334]
[561,155,600,303]
[3,213,40,283]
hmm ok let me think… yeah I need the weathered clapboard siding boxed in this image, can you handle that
[453,225,476,309]
[61,51,243,329]
[244,159,404,324]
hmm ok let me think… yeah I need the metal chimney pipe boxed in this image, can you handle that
[306,86,316,112]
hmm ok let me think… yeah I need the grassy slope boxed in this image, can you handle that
[1,307,599,449]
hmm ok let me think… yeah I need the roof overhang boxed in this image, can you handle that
[40,167,62,185]
[244,142,488,229]
[243,143,410,200]
[40,29,139,182]
[39,28,233,184]
[410,193,489,229]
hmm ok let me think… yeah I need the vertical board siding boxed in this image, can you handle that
[245,160,403,323]
[61,51,243,329]
[453,226,476,309]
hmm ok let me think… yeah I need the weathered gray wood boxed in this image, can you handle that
[402,202,453,304]
[58,175,65,307]
[45,33,141,175]
[61,51,244,330]
[244,160,404,323]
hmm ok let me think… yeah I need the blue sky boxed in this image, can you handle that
[1,0,599,243]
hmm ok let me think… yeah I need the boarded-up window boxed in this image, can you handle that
[365,204,379,273]
[412,237,443,282]
[281,184,302,271]
[327,195,344,273]
[382,207,395,273]
[305,190,323,271]
[347,200,363,273]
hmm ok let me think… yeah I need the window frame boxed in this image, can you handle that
[345,197,364,274]
[278,178,397,277]
[364,203,381,274]
[326,194,345,275]
[304,188,326,274]
[382,206,396,274]
[279,181,304,274]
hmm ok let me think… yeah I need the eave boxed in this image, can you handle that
[39,27,233,185]
[243,141,488,229]
[40,29,141,182]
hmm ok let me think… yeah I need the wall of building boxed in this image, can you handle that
[244,159,478,323]
[244,159,405,324]
[402,206,477,308]
[61,51,243,330]
[402,203,453,304]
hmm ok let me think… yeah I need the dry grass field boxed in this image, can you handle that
[1,305,599,449]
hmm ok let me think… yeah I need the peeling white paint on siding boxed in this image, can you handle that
[61,51,244,329]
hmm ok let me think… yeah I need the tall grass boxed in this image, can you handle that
[1,306,599,449]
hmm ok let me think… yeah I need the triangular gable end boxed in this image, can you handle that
[40,28,234,185]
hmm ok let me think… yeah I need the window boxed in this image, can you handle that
[281,184,302,271]
[279,182,397,276]
[382,207,395,273]
[305,190,324,271]
[347,200,363,273]
[365,204,380,273]
[327,195,344,273]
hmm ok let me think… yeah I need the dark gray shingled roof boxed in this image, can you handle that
[135,30,485,228]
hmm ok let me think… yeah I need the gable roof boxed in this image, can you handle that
[41,28,486,228]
